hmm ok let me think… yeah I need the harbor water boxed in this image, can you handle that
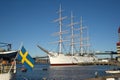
[12,64,119,80]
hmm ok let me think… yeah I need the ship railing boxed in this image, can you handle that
[0,63,15,74]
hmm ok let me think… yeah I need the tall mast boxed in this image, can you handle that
[68,12,78,55]
[59,4,62,54]
[54,4,67,54]
[70,12,74,55]
[80,16,83,55]
[79,17,90,55]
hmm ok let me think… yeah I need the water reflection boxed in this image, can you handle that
[12,64,118,80]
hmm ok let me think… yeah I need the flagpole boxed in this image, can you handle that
[8,42,23,73]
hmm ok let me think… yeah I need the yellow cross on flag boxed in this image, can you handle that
[18,46,34,70]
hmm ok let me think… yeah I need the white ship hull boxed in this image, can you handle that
[48,53,97,66]
[37,45,98,66]
[0,73,12,80]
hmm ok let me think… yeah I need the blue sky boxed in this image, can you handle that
[0,0,120,57]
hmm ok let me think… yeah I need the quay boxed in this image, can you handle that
[77,60,120,66]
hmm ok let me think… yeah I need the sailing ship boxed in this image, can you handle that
[0,42,17,80]
[38,5,98,66]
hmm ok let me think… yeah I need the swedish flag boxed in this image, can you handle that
[18,46,34,70]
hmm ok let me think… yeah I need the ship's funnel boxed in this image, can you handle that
[37,45,54,56]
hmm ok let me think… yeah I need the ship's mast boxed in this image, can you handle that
[86,27,90,54]
[54,4,67,54]
[59,5,62,54]
[70,12,75,55]
[80,16,83,55]
[68,12,78,55]
[79,17,90,55]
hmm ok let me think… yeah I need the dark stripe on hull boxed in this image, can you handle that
[50,63,77,66]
